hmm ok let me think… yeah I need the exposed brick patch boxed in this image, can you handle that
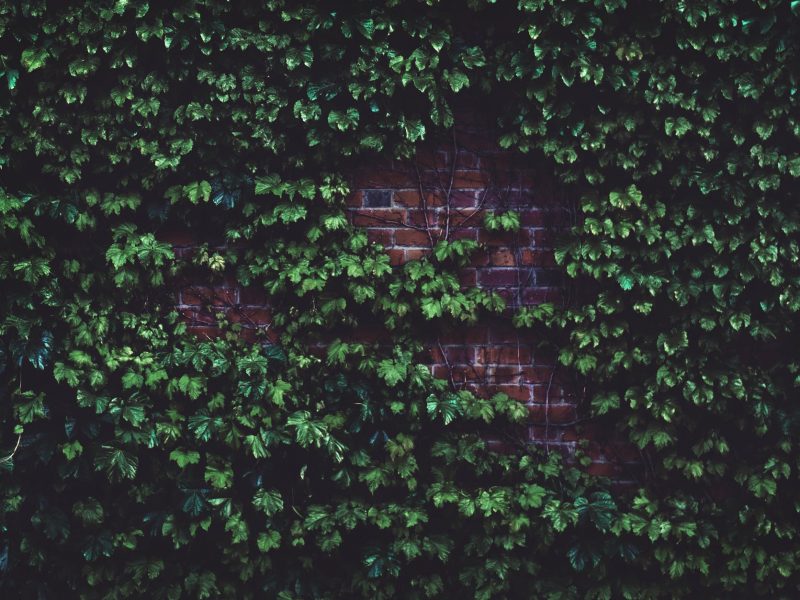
[169,117,602,462]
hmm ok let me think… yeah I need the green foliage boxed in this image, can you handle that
[1,0,800,598]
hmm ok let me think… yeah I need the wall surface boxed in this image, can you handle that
[165,116,638,479]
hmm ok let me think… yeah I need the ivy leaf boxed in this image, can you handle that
[95,446,138,480]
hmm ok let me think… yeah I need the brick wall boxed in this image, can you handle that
[165,117,638,479]
[346,123,579,456]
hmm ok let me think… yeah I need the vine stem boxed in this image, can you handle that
[0,434,22,465]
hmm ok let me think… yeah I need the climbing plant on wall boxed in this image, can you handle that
[1,1,800,598]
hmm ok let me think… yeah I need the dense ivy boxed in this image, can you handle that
[1,0,800,598]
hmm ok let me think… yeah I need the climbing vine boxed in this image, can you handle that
[2,1,800,598]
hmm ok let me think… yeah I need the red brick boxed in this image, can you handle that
[520,249,556,267]
[406,209,442,228]
[488,384,532,402]
[387,249,405,266]
[449,190,481,208]
[455,150,481,169]
[478,229,531,246]
[182,286,236,306]
[450,227,479,241]
[186,326,223,339]
[452,170,490,189]
[239,286,268,306]
[393,189,444,208]
[489,247,516,266]
[469,252,490,268]
[181,287,211,306]
[345,191,363,207]
[531,229,554,247]
[438,326,489,345]
[519,209,545,227]
[404,248,429,262]
[354,168,416,188]
[210,287,238,306]
[458,269,477,286]
[532,385,566,403]
[348,326,384,343]
[414,147,450,169]
[587,462,623,478]
[394,229,433,247]
[477,345,532,365]
[493,366,554,385]
[528,403,576,424]
[157,229,195,246]
[487,322,521,343]
[229,308,272,327]
[529,426,563,442]
[432,364,487,382]
[429,345,475,364]
[351,208,407,227]
[366,228,394,245]
[521,288,561,305]
[477,269,519,287]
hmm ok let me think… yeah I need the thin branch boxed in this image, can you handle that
[0,434,22,465]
